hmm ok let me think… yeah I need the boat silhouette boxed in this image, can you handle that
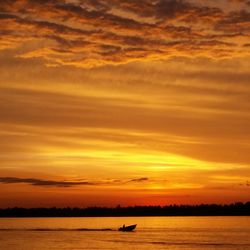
[118,224,137,232]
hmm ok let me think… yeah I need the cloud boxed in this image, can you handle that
[239,181,250,187]
[0,177,95,187]
[129,177,149,182]
[0,176,150,187]
[0,0,249,67]
[1,59,250,166]
[216,10,250,32]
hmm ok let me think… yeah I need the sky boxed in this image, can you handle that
[0,0,250,208]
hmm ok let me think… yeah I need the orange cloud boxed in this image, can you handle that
[0,0,249,67]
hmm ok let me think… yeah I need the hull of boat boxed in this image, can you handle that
[118,224,137,231]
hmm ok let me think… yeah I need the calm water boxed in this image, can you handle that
[0,217,250,250]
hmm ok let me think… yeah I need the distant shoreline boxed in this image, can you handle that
[1,215,250,218]
[1,202,249,217]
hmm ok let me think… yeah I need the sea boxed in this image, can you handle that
[0,216,249,249]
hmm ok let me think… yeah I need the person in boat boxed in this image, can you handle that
[122,224,125,229]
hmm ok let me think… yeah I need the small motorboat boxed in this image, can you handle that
[118,224,137,232]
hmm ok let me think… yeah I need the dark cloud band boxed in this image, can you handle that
[0,176,150,187]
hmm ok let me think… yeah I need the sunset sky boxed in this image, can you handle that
[0,0,250,208]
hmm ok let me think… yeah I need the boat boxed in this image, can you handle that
[118,224,137,232]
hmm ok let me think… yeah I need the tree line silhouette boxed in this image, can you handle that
[0,202,249,217]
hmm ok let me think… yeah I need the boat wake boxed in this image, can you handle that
[0,228,114,231]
